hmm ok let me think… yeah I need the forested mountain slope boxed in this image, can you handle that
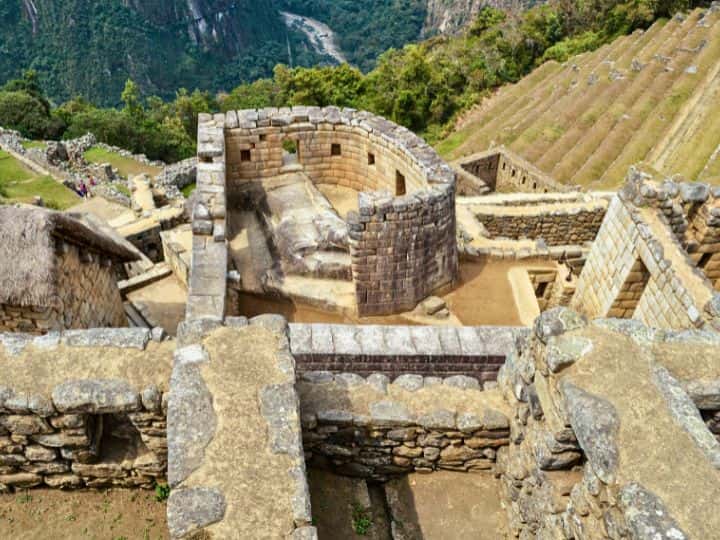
[443,6,720,188]
[0,0,313,105]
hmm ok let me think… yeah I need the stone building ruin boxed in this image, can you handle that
[0,106,719,540]
[189,107,458,319]
[0,206,138,333]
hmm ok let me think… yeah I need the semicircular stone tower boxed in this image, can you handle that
[189,106,459,319]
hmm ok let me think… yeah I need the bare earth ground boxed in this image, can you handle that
[127,275,188,336]
[238,259,551,327]
[443,260,555,326]
[308,469,391,540]
[386,472,508,539]
[0,489,168,540]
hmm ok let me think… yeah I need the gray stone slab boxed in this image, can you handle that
[436,327,462,355]
[310,324,333,353]
[384,326,416,355]
[651,364,720,469]
[167,363,217,488]
[167,487,227,539]
[457,327,485,355]
[52,380,140,414]
[619,483,688,540]
[259,383,302,458]
[560,381,619,484]
[409,326,443,355]
[369,400,414,427]
[289,324,312,355]
[330,326,361,355]
[357,326,386,355]
[62,328,150,350]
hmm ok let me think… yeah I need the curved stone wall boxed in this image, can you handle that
[192,107,459,317]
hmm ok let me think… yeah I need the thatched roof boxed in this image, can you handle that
[0,206,138,307]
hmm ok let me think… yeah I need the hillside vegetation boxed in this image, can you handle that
[442,5,720,187]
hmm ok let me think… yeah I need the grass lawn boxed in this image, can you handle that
[21,140,46,150]
[84,146,161,179]
[0,150,79,209]
[181,182,196,197]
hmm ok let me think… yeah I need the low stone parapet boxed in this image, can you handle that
[289,323,528,380]
[298,371,512,481]
[496,308,720,539]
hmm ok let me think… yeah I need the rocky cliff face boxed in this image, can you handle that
[121,0,282,56]
[421,0,531,36]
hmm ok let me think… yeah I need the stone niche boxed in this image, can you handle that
[190,107,460,318]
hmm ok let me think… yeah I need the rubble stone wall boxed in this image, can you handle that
[299,373,511,481]
[496,309,720,539]
[0,238,127,334]
[0,329,170,492]
[289,323,527,381]
[474,202,606,246]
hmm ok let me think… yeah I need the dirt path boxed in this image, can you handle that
[0,488,168,539]
[281,11,347,64]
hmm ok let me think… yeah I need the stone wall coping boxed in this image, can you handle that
[0,327,161,356]
[288,323,527,358]
[167,314,315,539]
[470,199,608,217]
[458,191,613,207]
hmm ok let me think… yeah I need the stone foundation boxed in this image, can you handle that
[0,329,170,492]
[299,371,511,482]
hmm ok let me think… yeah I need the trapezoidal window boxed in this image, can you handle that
[608,258,650,318]
[396,171,406,196]
[368,152,375,165]
[240,149,251,162]
[698,252,713,269]
[331,143,342,156]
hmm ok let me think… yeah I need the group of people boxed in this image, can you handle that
[73,176,96,198]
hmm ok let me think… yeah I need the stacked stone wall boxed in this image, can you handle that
[289,324,526,381]
[496,309,720,539]
[475,203,606,246]
[0,238,127,334]
[299,372,511,481]
[0,329,169,492]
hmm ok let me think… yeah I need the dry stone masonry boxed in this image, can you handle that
[495,308,720,539]
[188,107,459,318]
[0,328,170,491]
[453,148,573,195]
[299,373,511,481]
[289,323,525,381]
[571,169,720,331]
